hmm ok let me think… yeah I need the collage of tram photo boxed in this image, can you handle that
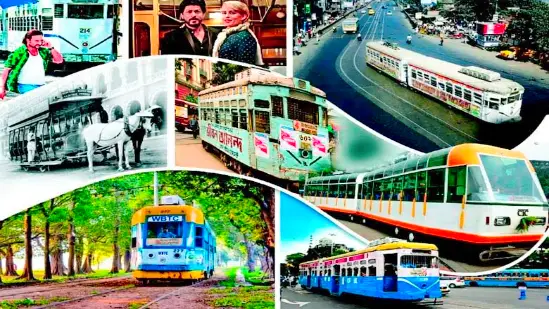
[1,0,549,308]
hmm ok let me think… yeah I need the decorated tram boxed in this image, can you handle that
[303,144,548,262]
[131,195,216,284]
[198,68,333,182]
[365,41,524,124]
[299,237,442,302]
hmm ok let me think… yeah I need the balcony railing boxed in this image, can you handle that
[199,68,207,77]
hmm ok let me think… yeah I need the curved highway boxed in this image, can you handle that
[295,1,549,152]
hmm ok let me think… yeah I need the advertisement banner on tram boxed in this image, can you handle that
[280,126,299,152]
[254,133,270,159]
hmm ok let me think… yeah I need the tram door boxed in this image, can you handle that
[383,253,398,292]
[306,269,312,287]
[332,265,341,294]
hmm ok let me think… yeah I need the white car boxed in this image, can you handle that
[441,276,466,288]
[439,280,451,296]
[387,11,392,15]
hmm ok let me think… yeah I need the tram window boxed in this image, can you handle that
[354,268,359,276]
[54,4,64,18]
[489,98,499,109]
[445,82,453,94]
[430,77,437,87]
[329,184,338,197]
[466,166,489,201]
[393,176,404,200]
[239,99,247,108]
[360,266,367,276]
[438,82,444,91]
[362,182,371,199]
[215,110,220,124]
[473,92,482,102]
[368,266,376,276]
[131,237,136,248]
[417,72,423,80]
[226,109,232,127]
[454,86,463,98]
[402,173,417,202]
[239,110,247,130]
[372,181,382,200]
[288,98,319,125]
[447,166,467,203]
[68,5,104,19]
[195,226,204,247]
[411,70,417,79]
[417,171,427,199]
[254,99,270,109]
[381,178,392,200]
[272,96,284,117]
[254,111,270,134]
[426,169,445,202]
[424,73,430,83]
[464,89,472,102]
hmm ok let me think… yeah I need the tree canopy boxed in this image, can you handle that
[0,171,275,283]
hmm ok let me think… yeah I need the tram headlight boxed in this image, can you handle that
[494,217,511,226]
[174,253,182,259]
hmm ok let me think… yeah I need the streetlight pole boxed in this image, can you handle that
[154,171,159,206]
[329,233,336,255]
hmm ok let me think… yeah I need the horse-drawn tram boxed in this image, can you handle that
[299,238,442,303]
[197,68,333,184]
[303,144,548,263]
[7,90,108,172]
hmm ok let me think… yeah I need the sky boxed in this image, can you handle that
[280,192,368,261]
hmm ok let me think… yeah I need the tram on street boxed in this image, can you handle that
[299,237,442,302]
[365,41,524,124]
[302,143,548,263]
[7,91,108,172]
[342,18,359,33]
[130,195,217,284]
[175,98,198,132]
[0,0,119,67]
[197,68,333,183]
[464,269,549,288]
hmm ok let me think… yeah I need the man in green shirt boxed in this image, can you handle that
[0,29,64,99]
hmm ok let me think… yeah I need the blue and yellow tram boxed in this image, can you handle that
[130,195,216,283]
[299,238,442,302]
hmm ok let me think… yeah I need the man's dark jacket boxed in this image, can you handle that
[160,25,219,56]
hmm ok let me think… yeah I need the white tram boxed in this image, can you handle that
[0,0,118,65]
[365,41,524,124]
[303,144,548,262]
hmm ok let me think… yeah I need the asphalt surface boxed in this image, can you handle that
[175,131,233,173]
[294,1,549,152]
[338,219,502,274]
[281,286,549,308]
[0,134,167,220]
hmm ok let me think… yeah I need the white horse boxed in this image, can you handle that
[82,110,155,172]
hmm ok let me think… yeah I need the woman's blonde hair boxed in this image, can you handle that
[222,1,250,21]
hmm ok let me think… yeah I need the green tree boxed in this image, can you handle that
[211,63,248,86]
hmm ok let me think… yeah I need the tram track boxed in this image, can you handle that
[0,274,133,299]
[137,277,222,309]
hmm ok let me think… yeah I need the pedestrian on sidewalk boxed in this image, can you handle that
[0,29,64,99]
[440,33,444,46]
[315,33,320,44]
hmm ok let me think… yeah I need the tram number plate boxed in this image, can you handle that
[80,28,91,34]
[173,249,184,253]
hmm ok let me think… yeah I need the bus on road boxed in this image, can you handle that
[342,18,359,33]
[175,99,198,132]
[464,269,549,287]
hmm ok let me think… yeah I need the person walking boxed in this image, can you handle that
[440,33,444,46]
[0,29,64,99]
[189,115,199,139]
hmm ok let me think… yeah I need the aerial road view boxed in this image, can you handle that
[294,0,549,152]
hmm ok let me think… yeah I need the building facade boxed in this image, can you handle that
[175,58,213,101]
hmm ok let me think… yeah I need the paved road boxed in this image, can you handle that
[295,1,549,152]
[175,131,233,173]
[281,286,549,309]
[0,134,167,220]
[337,218,507,274]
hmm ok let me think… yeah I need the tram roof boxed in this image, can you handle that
[131,205,205,226]
[198,70,326,98]
[306,143,533,181]
[366,41,524,95]
[299,242,438,267]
